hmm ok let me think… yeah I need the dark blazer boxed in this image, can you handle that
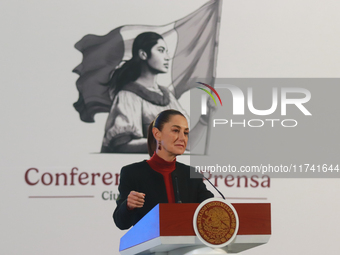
[113,160,214,230]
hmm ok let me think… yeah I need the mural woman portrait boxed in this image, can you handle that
[73,0,220,154]
[100,32,212,153]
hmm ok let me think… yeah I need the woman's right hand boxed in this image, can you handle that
[127,191,145,210]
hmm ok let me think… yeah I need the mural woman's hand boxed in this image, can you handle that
[199,97,217,125]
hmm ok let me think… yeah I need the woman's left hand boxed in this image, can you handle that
[199,97,217,125]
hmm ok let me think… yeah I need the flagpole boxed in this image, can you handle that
[204,0,223,155]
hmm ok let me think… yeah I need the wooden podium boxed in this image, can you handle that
[119,203,271,255]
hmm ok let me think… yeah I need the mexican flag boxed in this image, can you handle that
[73,0,222,122]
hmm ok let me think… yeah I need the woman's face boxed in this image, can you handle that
[158,115,189,156]
[146,39,170,73]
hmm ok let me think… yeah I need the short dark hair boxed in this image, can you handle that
[147,109,186,157]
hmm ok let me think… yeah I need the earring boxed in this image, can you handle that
[158,141,162,150]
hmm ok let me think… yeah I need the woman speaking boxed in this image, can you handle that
[113,109,214,230]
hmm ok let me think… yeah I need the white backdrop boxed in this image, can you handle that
[1,0,340,254]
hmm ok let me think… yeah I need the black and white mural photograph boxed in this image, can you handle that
[73,0,219,153]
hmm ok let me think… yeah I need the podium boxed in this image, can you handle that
[119,203,271,255]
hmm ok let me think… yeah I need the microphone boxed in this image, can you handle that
[203,176,226,200]
[174,176,182,203]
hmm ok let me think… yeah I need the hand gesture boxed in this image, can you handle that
[127,191,145,210]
